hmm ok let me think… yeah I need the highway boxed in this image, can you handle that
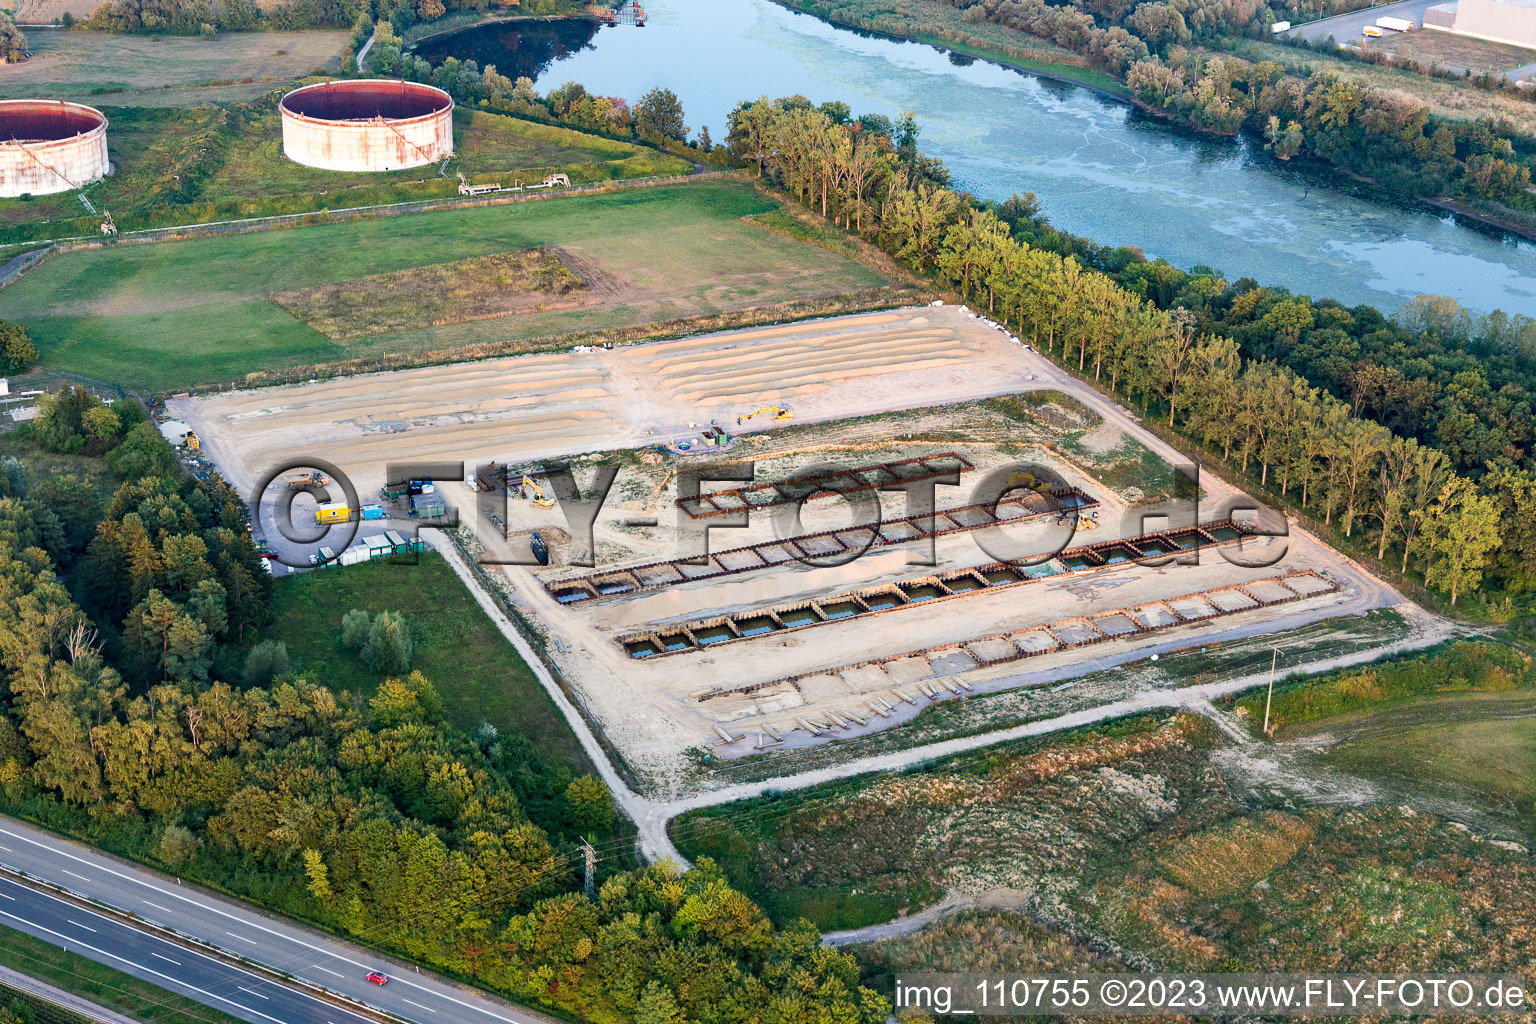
[0,818,547,1024]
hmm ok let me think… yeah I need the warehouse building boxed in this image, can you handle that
[1424,0,1536,49]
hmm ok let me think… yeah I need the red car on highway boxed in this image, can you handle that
[366,971,389,985]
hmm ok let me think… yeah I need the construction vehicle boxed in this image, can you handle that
[738,406,792,424]
[285,470,332,489]
[1006,469,1055,492]
[182,431,201,452]
[530,531,550,566]
[521,474,555,508]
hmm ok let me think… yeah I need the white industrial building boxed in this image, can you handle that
[1425,0,1536,49]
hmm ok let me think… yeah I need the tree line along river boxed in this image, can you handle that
[412,0,1536,316]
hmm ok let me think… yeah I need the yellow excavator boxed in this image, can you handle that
[183,431,201,452]
[1006,469,1054,492]
[738,406,792,425]
[521,474,555,508]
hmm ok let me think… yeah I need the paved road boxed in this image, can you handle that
[0,875,364,1024]
[0,819,548,1024]
[1284,0,1441,42]
[0,962,141,1024]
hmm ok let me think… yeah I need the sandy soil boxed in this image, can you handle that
[173,306,1050,497]
[176,305,1417,792]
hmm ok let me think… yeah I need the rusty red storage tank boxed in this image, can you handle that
[279,79,454,172]
[0,100,110,198]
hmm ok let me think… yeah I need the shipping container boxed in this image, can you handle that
[365,535,394,559]
[339,545,370,566]
[360,504,385,521]
[315,504,351,524]
[309,545,337,566]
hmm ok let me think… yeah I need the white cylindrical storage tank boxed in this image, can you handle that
[0,100,110,198]
[279,79,454,172]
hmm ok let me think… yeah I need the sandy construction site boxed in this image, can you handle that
[176,306,1414,789]
[174,306,1053,497]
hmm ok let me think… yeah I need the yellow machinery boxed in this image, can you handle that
[522,474,555,508]
[315,504,351,524]
[1007,470,1054,492]
[183,431,201,452]
[739,406,792,425]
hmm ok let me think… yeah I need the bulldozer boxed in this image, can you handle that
[521,474,555,508]
[182,431,200,452]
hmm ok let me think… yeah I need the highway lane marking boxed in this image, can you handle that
[0,907,293,1024]
[0,887,379,1024]
[227,930,259,945]
[152,952,181,966]
[237,986,270,1000]
[62,870,90,882]
[404,999,439,1013]
[142,900,173,914]
[313,965,344,978]
[0,824,529,1024]
[67,920,97,932]
[0,892,13,901]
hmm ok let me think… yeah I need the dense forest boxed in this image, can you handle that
[0,389,888,1024]
[726,95,1535,610]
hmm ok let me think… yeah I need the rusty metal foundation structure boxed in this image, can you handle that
[619,518,1259,659]
[678,452,975,518]
[703,570,1340,717]
[547,484,1097,603]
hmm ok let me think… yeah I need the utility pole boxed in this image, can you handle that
[581,838,597,901]
[1262,646,1279,738]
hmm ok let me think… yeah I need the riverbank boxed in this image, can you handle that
[768,0,1132,100]
[773,0,1536,252]
[1422,195,1536,244]
[403,9,595,49]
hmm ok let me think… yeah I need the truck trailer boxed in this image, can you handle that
[1376,15,1413,31]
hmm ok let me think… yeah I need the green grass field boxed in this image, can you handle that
[6,179,893,391]
[0,104,688,242]
[0,924,246,1024]
[1290,689,1536,838]
[260,551,591,773]
[203,106,689,203]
